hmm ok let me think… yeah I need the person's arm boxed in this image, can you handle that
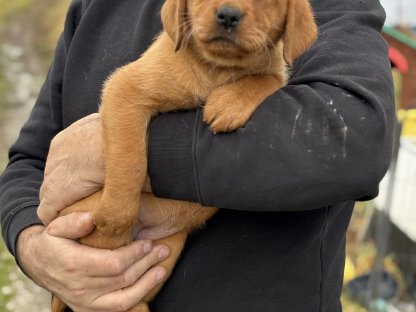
[148,0,395,211]
[0,1,170,310]
[0,0,78,254]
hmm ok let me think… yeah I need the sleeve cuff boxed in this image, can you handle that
[148,109,200,203]
[5,204,42,258]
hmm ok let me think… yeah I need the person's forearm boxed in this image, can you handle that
[148,0,394,211]
[17,225,45,281]
[0,158,44,256]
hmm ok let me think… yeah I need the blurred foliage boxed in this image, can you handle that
[393,69,403,109]
[30,1,71,68]
[343,202,374,312]
[0,0,70,125]
[0,65,7,112]
[0,0,70,68]
[342,295,369,312]
[343,202,411,311]
[0,0,34,26]
[0,0,70,141]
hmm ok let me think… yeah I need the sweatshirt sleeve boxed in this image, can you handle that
[0,0,84,256]
[148,0,395,211]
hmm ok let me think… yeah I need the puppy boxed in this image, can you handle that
[51,0,317,311]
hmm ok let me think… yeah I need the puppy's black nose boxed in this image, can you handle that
[216,6,242,30]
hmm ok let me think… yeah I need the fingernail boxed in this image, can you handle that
[79,212,92,224]
[158,247,170,260]
[143,242,152,254]
[77,213,92,228]
[156,269,166,282]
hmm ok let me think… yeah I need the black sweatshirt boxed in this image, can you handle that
[0,0,394,311]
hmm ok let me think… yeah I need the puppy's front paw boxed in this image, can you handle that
[203,88,255,133]
[93,200,137,238]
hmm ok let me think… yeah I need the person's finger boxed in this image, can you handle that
[86,244,170,297]
[82,241,165,278]
[92,266,167,311]
[46,212,95,239]
[46,213,166,277]
[107,245,170,289]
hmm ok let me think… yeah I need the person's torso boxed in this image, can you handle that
[61,1,350,311]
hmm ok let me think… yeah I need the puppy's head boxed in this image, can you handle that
[161,0,318,67]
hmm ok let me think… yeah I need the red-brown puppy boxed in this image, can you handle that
[51,0,317,311]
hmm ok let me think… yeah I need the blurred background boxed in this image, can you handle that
[0,0,415,311]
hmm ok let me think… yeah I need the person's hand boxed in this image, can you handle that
[38,113,153,226]
[18,212,170,312]
[38,114,104,225]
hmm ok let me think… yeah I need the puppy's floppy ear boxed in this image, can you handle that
[283,0,318,65]
[161,0,188,51]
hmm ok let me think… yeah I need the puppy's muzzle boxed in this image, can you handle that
[216,5,242,31]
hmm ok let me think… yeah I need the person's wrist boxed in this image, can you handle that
[17,225,45,282]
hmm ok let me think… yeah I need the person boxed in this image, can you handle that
[0,0,394,311]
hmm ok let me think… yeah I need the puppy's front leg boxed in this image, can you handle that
[203,74,285,133]
[95,65,156,245]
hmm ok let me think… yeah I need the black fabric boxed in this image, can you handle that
[150,203,354,312]
[149,1,395,211]
[0,0,394,311]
